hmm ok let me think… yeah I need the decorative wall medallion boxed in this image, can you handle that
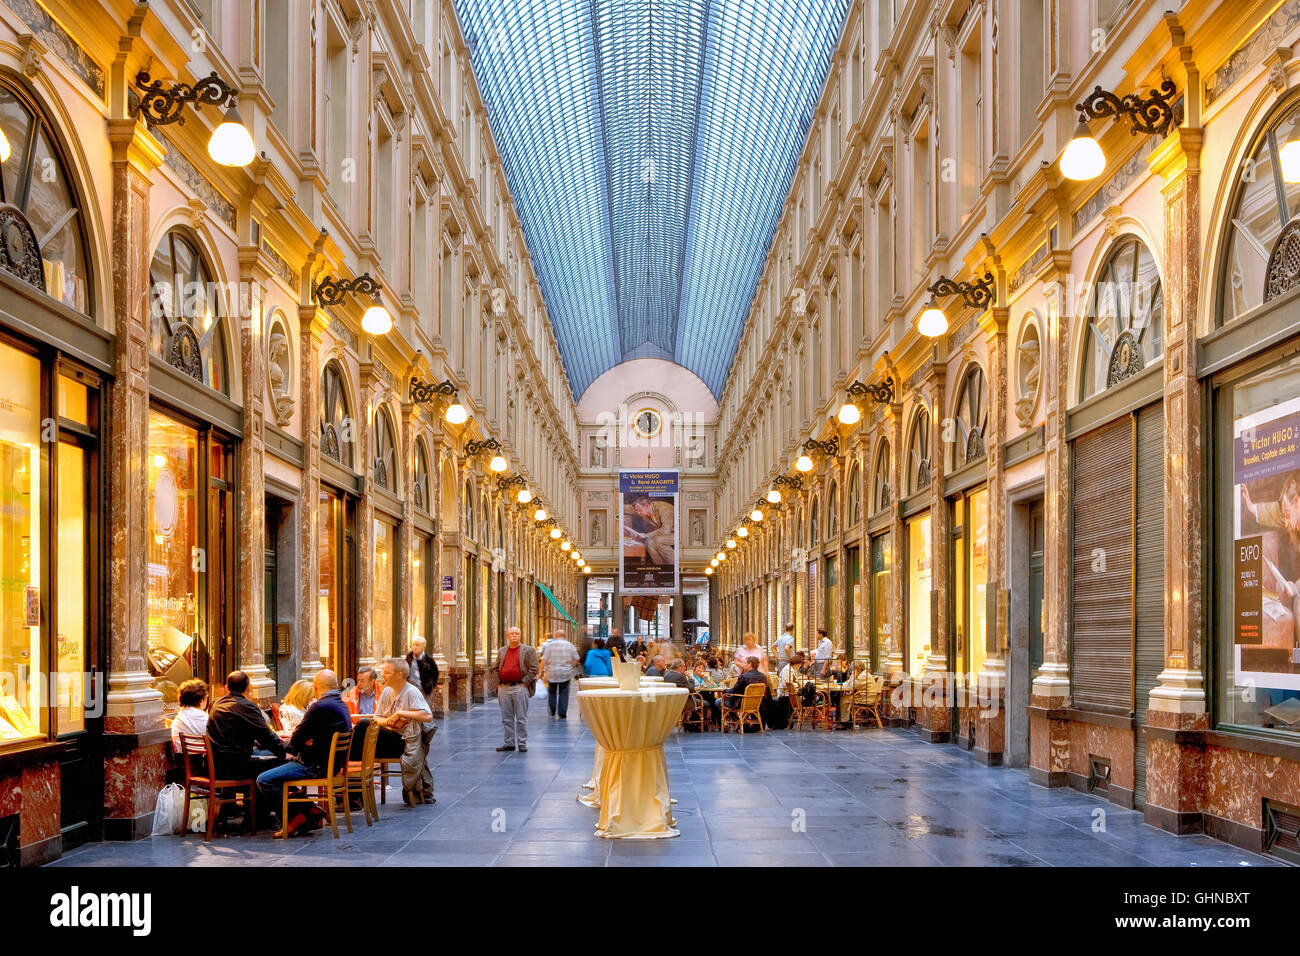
[965,429,985,464]
[1265,218,1300,302]
[267,319,295,426]
[0,204,44,289]
[321,422,341,462]
[167,321,203,381]
[1106,328,1144,387]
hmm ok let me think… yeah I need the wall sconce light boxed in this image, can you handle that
[1060,79,1178,182]
[465,437,508,473]
[705,566,713,575]
[497,473,527,499]
[410,378,467,424]
[838,377,895,423]
[750,508,765,522]
[711,559,719,568]
[800,436,840,471]
[726,538,737,549]
[135,70,256,167]
[561,541,572,551]
[917,273,996,338]
[584,566,593,574]
[314,273,392,335]
[533,507,549,522]
[549,527,562,539]
[736,526,749,538]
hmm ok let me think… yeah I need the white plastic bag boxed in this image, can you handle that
[151,784,185,837]
[188,797,208,834]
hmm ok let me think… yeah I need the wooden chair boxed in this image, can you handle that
[346,719,382,825]
[849,676,886,729]
[177,733,258,843]
[679,692,709,733]
[280,730,353,839]
[721,683,766,734]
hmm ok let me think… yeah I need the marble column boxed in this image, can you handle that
[297,303,326,680]
[103,114,168,838]
[1146,116,1209,830]
[886,398,906,682]
[236,251,272,699]
[1030,249,1075,786]
[917,359,950,743]
[355,361,376,669]
[975,302,1010,763]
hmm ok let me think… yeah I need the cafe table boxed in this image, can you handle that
[577,676,661,805]
[577,684,687,839]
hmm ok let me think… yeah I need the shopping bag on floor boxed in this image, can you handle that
[187,797,208,834]
[151,783,185,836]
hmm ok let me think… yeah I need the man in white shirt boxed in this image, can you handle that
[814,629,833,677]
[375,658,434,805]
[773,623,795,673]
[540,628,581,719]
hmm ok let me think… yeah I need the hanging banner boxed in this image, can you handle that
[619,469,679,595]
[1234,395,1300,686]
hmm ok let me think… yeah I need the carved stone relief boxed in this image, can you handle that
[1014,316,1042,429]
[267,316,295,427]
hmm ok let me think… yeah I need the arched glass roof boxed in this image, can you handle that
[453,0,849,398]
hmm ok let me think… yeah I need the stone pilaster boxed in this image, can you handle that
[916,358,950,742]
[236,251,273,699]
[356,359,376,668]
[298,303,326,679]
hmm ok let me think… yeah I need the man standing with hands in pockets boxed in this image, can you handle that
[496,626,538,752]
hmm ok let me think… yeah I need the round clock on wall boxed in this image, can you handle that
[633,408,662,438]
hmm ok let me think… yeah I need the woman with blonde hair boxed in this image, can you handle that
[277,679,315,733]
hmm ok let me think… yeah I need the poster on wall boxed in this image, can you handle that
[619,469,678,595]
[1234,396,1300,688]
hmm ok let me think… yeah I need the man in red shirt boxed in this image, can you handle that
[495,626,539,752]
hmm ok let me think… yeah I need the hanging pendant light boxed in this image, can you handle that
[361,294,393,335]
[1059,119,1105,182]
[208,106,256,167]
[917,297,948,338]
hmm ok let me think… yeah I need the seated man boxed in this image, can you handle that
[206,670,286,781]
[645,655,667,677]
[663,658,693,693]
[374,658,435,806]
[720,657,770,729]
[342,666,381,716]
[255,669,352,836]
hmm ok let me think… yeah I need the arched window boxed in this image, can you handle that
[873,440,892,513]
[1079,236,1163,401]
[908,410,931,495]
[464,478,475,538]
[847,465,862,527]
[413,440,431,512]
[0,77,91,313]
[826,480,839,538]
[320,362,353,467]
[953,365,989,466]
[149,230,228,393]
[1221,99,1300,323]
[373,408,397,491]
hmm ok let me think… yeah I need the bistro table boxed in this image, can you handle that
[577,676,662,805]
[577,684,687,839]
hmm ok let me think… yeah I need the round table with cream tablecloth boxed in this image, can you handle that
[577,685,687,839]
[577,676,662,804]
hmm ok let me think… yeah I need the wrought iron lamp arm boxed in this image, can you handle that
[135,71,238,125]
[927,272,996,310]
[846,377,895,405]
[409,378,459,405]
[465,437,503,457]
[1076,79,1178,137]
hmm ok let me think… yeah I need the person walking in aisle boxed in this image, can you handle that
[496,626,538,752]
[540,628,581,719]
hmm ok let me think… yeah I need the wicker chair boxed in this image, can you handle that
[177,733,258,842]
[849,675,886,728]
[280,730,353,839]
[679,692,710,733]
[791,684,834,730]
[721,683,765,734]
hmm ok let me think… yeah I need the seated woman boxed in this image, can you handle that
[170,678,209,753]
[584,638,614,677]
[691,660,712,687]
[277,679,315,734]
[709,656,731,685]
[828,655,852,683]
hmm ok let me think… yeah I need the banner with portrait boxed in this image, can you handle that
[619,470,679,595]
[1234,395,1300,688]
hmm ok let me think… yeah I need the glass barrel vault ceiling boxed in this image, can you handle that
[452,0,850,399]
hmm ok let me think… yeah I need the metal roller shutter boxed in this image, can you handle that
[1071,417,1135,714]
[1134,404,1166,806]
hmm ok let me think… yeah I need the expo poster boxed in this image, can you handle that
[1234,394,1300,688]
[619,469,678,595]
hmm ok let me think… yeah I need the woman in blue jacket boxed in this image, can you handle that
[584,637,614,677]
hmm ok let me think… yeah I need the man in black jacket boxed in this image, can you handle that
[606,628,626,661]
[720,658,770,729]
[206,671,286,780]
[256,670,352,834]
[406,636,439,708]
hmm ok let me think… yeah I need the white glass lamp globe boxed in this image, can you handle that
[208,107,255,167]
[444,402,468,425]
[710,559,719,568]
[917,299,948,338]
[837,402,862,425]
[488,454,507,472]
[1282,138,1300,183]
[1060,121,1105,181]
[726,539,737,549]
[737,526,749,538]
[795,455,814,473]
[561,541,571,551]
[584,566,592,574]
[549,527,562,539]
[533,508,548,522]
[766,489,782,504]
[517,489,532,504]
[361,296,393,335]
[751,509,764,522]
[705,566,713,575]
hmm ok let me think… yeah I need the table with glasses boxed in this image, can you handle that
[576,683,687,839]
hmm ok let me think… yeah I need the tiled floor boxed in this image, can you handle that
[51,691,1281,867]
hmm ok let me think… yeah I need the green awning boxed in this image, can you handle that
[536,581,578,627]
